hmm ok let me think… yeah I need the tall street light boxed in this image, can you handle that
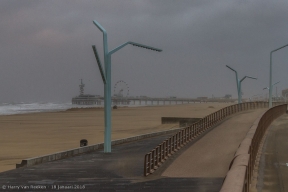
[269,44,288,108]
[264,81,280,103]
[284,92,288,102]
[226,65,257,103]
[92,20,162,153]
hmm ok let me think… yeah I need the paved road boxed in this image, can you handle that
[256,114,288,192]
[0,109,266,192]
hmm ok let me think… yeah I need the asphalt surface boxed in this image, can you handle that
[0,132,223,192]
[256,114,288,192]
[0,110,266,192]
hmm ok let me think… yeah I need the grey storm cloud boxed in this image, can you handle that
[0,0,288,103]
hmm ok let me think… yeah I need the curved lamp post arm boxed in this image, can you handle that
[263,81,280,90]
[226,65,239,82]
[109,41,162,55]
[226,65,240,103]
[238,75,256,104]
[93,20,108,55]
[240,76,257,83]
[93,20,106,34]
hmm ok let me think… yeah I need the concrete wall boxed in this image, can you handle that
[161,117,201,126]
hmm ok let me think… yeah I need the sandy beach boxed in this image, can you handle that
[0,103,231,172]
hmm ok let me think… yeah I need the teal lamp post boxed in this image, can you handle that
[269,44,288,108]
[226,65,257,103]
[264,81,280,103]
[92,20,162,153]
[284,92,288,102]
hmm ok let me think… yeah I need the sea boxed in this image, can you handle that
[0,101,171,116]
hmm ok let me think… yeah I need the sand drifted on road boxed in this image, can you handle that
[0,103,230,172]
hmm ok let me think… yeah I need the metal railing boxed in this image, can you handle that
[220,104,287,192]
[245,104,286,191]
[144,101,286,176]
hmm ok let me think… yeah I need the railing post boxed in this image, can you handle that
[192,125,195,138]
[159,143,163,162]
[199,119,203,133]
[209,114,212,127]
[155,147,159,168]
[180,130,183,146]
[175,134,178,150]
[184,128,187,143]
[195,124,199,136]
[164,140,168,158]
[205,116,208,129]
[171,136,174,153]
[177,132,181,149]
[168,137,172,156]
[146,153,151,176]
[144,154,148,176]
[151,149,155,170]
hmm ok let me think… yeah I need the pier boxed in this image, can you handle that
[73,96,236,105]
[98,96,236,106]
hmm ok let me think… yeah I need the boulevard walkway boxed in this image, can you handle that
[255,114,288,192]
[0,109,266,192]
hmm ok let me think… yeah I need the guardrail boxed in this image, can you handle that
[143,101,286,176]
[220,104,287,192]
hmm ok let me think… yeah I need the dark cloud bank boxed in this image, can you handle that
[0,0,288,103]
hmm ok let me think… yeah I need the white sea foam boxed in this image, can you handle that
[0,102,102,115]
[0,100,180,116]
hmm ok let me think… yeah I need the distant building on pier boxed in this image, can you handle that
[72,79,101,105]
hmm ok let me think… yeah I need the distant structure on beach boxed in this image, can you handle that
[72,79,101,105]
[72,79,237,105]
[112,80,130,105]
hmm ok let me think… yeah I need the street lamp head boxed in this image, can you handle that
[92,45,106,84]
[245,76,257,80]
[129,42,162,52]
[263,87,269,90]
[273,81,280,86]
[240,75,257,82]
[226,65,236,72]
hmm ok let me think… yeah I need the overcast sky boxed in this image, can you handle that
[1,0,288,103]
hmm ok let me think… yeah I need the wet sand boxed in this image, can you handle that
[0,103,231,172]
